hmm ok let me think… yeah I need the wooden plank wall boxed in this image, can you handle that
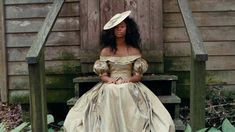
[80,0,164,74]
[164,0,235,98]
[0,0,8,102]
[5,0,80,103]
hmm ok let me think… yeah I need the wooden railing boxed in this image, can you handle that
[177,0,208,131]
[26,0,64,131]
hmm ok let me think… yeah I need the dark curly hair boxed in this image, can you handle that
[101,17,141,53]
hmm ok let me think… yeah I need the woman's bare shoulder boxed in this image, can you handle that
[100,47,112,56]
[128,47,141,55]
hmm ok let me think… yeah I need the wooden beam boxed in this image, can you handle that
[28,54,47,131]
[178,0,208,61]
[0,0,8,102]
[190,55,206,131]
[177,0,208,131]
[26,0,64,64]
[25,0,64,131]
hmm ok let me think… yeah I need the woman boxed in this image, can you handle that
[64,10,175,132]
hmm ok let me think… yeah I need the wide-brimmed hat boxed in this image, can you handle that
[103,10,131,30]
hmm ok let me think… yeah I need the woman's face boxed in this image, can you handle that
[114,21,127,38]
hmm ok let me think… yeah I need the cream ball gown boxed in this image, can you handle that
[64,55,175,132]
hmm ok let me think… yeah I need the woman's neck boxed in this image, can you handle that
[116,37,126,47]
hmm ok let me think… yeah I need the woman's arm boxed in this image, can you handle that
[100,73,117,83]
[116,74,142,84]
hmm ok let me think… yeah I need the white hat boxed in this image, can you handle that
[103,10,131,30]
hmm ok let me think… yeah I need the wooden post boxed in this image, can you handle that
[177,0,208,131]
[190,55,206,130]
[0,0,8,102]
[28,53,47,132]
[26,0,64,131]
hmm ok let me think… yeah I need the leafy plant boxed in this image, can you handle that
[205,84,235,127]
[180,83,235,131]
[184,118,235,132]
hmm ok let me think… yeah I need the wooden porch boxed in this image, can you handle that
[1,0,235,131]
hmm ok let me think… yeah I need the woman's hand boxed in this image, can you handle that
[107,78,118,83]
[116,78,130,84]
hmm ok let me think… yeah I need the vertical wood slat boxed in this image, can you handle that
[177,0,208,131]
[80,0,88,50]
[150,0,162,50]
[87,0,100,50]
[25,0,64,131]
[137,0,150,49]
[28,54,47,132]
[0,0,8,102]
[124,0,138,21]
[112,0,124,14]
[26,0,65,63]
[100,0,112,29]
[190,56,206,131]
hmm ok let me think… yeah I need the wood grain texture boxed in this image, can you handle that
[138,0,150,49]
[165,56,235,71]
[164,27,235,42]
[164,42,235,57]
[178,0,207,61]
[9,89,73,104]
[150,0,163,50]
[164,0,235,13]
[0,0,8,102]
[112,0,124,14]
[9,75,76,90]
[8,60,80,75]
[6,2,79,19]
[7,32,80,48]
[8,46,80,61]
[5,0,78,5]
[87,0,100,50]
[124,0,137,20]
[79,0,88,50]
[6,17,79,33]
[190,54,206,131]
[26,0,64,64]
[28,54,47,131]
[164,12,235,27]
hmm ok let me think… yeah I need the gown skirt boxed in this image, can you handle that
[64,56,175,132]
[64,82,175,132]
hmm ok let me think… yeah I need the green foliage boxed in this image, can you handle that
[184,118,235,132]
[2,114,64,131]
[0,123,7,132]
[222,119,235,132]
[47,114,54,124]
[11,122,30,132]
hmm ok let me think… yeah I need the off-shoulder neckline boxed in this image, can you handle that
[99,55,141,63]
[100,55,141,58]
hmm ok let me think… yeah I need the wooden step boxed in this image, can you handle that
[174,118,185,131]
[158,93,181,104]
[67,93,181,106]
[73,75,178,96]
[73,75,178,83]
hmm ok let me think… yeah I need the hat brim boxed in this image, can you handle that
[103,10,131,30]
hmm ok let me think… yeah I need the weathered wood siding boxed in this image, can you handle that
[164,0,235,98]
[3,0,235,102]
[0,0,8,102]
[80,0,164,74]
[5,0,79,103]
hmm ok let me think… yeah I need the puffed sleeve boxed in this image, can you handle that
[93,60,109,76]
[133,58,148,76]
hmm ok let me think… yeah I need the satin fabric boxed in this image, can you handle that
[64,55,175,132]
